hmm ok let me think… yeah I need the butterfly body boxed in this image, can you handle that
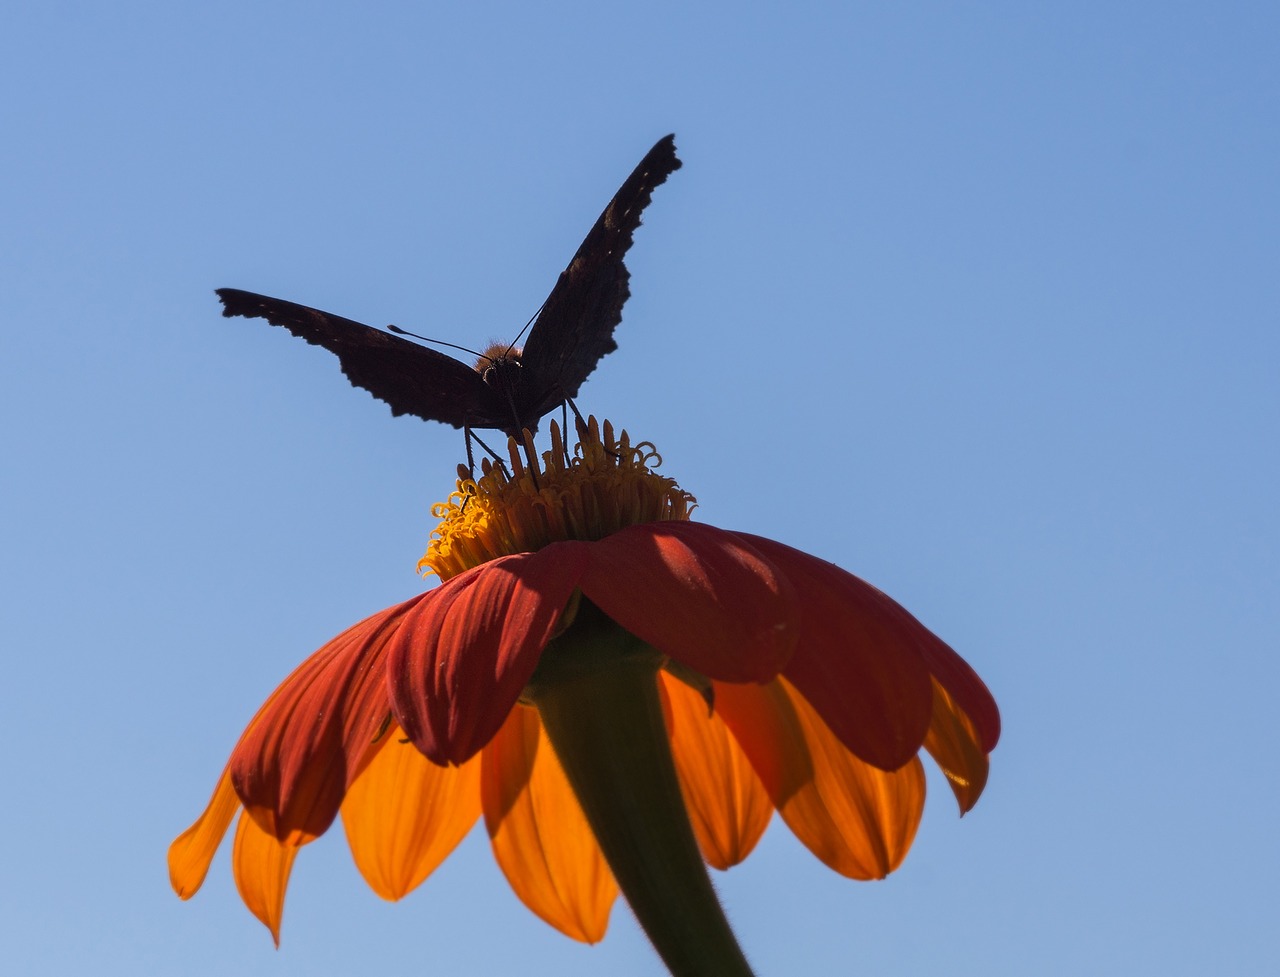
[217,135,681,437]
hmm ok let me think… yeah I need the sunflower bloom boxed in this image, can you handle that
[170,418,999,974]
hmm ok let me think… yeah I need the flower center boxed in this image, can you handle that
[421,417,696,580]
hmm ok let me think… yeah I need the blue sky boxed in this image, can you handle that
[2,2,1277,974]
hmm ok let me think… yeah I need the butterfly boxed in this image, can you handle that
[217,134,680,438]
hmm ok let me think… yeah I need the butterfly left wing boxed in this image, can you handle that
[216,288,503,429]
[516,134,682,425]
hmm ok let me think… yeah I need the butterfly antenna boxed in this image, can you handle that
[503,300,547,358]
[387,325,494,364]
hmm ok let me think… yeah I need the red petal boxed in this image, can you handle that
[735,534,934,771]
[229,594,423,844]
[388,546,588,766]
[580,522,797,682]
[914,631,1001,754]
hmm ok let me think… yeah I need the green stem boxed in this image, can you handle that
[527,602,756,977]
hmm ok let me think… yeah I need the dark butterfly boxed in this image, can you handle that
[217,134,680,438]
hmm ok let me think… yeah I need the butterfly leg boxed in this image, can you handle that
[464,428,510,474]
[564,396,620,459]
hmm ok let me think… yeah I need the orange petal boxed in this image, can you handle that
[481,706,617,943]
[341,721,482,900]
[231,594,425,845]
[168,766,240,899]
[716,677,925,880]
[232,809,299,946]
[910,623,1001,754]
[736,533,934,771]
[580,522,798,683]
[172,658,302,880]
[923,677,990,813]
[659,672,772,870]
[390,547,588,766]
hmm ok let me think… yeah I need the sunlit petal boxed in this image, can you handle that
[390,547,588,766]
[176,414,999,953]
[168,767,240,899]
[582,522,797,682]
[736,533,934,770]
[341,721,482,900]
[717,678,925,879]
[482,706,617,943]
[230,595,422,845]
[231,809,299,946]
[923,678,990,813]
[659,672,772,870]
[912,627,1001,754]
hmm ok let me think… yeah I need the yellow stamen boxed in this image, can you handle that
[421,417,696,581]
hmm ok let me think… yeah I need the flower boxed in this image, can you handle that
[170,418,999,962]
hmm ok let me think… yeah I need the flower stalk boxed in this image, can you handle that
[528,600,756,977]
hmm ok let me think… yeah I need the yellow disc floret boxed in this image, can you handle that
[421,417,696,581]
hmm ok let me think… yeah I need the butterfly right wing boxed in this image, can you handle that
[216,288,502,429]
[517,135,682,423]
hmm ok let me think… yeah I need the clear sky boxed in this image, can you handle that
[2,2,1276,975]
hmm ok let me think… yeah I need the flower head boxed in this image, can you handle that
[170,418,999,963]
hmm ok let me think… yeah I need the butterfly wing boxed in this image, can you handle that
[516,134,682,425]
[216,288,503,429]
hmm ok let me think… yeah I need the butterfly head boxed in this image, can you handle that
[475,343,522,380]
[474,342,524,390]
